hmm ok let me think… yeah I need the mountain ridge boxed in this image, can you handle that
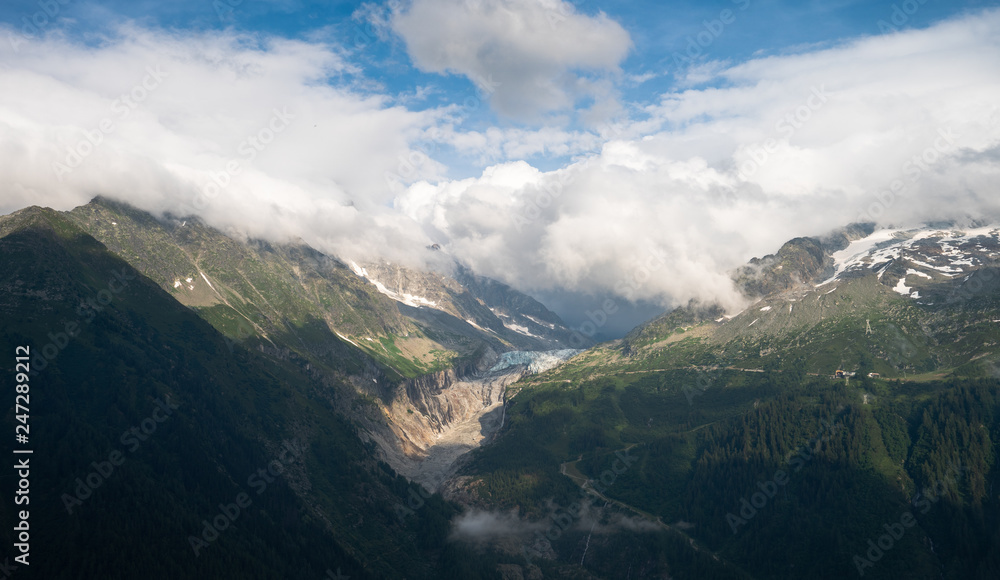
[442,221,1000,580]
[59,196,584,493]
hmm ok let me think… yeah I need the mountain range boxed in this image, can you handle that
[2,199,1000,579]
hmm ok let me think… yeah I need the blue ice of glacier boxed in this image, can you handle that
[488,349,581,375]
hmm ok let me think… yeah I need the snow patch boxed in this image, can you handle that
[723,308,744,320]
[817,226,1000,286]
[817,229,902,286]
[394,290,438,308]
[350,261,439,308]
[525,314,558,330]
[504,322,543,339]
[908,258,961,274]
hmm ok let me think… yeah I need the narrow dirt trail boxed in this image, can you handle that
[559,448,743,570]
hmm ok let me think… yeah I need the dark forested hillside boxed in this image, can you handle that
[0,207,489,579]
[455,366,1000,579]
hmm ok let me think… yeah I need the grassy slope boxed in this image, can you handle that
[65,198,474,380]
[538,269,1000,385]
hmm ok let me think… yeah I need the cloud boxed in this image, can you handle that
[424,124,605,167]
[3,10,1000,333]
[398,151,755,313]
[0,23,444,265]
[389,0,632,120]
[450,509,544,542]
[449,501,660,546]
[397,10,1000,312]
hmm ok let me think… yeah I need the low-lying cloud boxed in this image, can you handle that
[450,500,659,545]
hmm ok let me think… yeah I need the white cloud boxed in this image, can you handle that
[3,10,1000,325]
[389,0,632,120]
[424,124,604,166]
[397,10,1000,311]
[627,71,660,85]
[398,149,755,312]
[0,24,444,265]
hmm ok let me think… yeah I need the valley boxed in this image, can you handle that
[372,349,580,491]
[3,5,999,579]
[3,202,1000,579]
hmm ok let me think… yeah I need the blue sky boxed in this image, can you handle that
[2,0,1000,336]
[2,0,993,147]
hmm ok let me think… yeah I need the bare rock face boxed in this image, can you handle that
[372,349,580,492]
[377,365,523,491]
[353,260,589,351]
[735,223,877,298]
